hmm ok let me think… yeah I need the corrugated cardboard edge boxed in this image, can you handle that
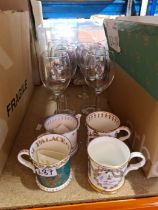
[29,0,43,85]
[116,16,158,26]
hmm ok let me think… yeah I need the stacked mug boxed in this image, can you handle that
[17,113,81,192]
[17,111,146,193]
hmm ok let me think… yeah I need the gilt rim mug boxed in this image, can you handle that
[87,136,146,193]
[86,111,131,143]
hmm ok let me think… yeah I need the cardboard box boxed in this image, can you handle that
[0,10,33,174]
[104,17,158,178]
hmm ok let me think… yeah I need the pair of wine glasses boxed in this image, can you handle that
[40,39,115,115]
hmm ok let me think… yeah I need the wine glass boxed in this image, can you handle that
[40,50,72,114]
[76,43,90,100]
[47,40,77,114]
[80,42,115,113]
[62,41,78,114]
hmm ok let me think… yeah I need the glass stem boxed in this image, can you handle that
[63,94,68,110]
[95,92,100,111]
[60,93,68,112]
[55,94,60,114]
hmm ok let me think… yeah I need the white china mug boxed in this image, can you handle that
[17,134,72,192]
[87,136,146,193]
[86,111,131,143]
[44,113,81,156]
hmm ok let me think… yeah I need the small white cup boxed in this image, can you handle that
[87,136,146,193]
[86,111,131,143]
[44,113,81,156]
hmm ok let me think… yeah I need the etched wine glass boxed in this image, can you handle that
[80,42,115,113]
[47,40,77,114]
[76,42,90,101]
[40,50,72,114]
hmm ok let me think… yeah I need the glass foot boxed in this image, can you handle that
[78,85,89,100]
[81,105,96,115]
[78,92,89,100]
[59,108,76,115]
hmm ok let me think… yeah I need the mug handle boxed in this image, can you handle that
[17,149,36,173]
[114,126,131,141]
[124,152,146,176]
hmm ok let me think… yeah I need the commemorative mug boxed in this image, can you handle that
[17,134,72,192]
[86,111,131,143]
[87,136,146,193]
[44,113,81,156]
